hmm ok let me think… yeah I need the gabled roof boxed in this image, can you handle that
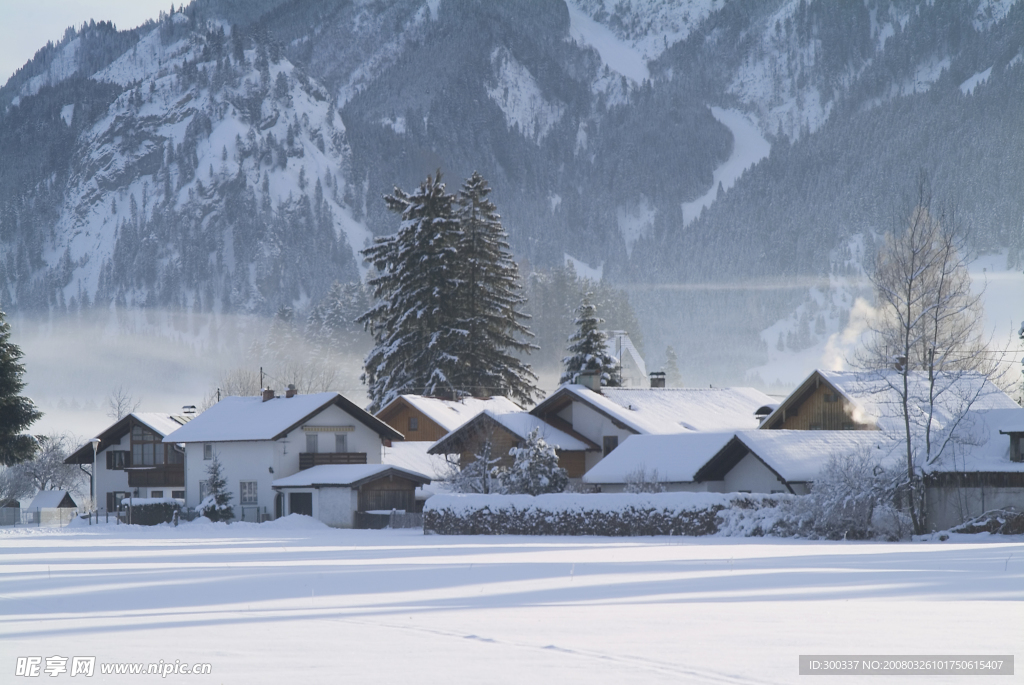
[932,407,1024,473]
[762,368,1019,433]
[695,430,896,485]
[604,331,647,379]
[377,395,522,433]
[271,464,431,489]
[65,412,193,464]
[428,410,594,455]
[582,432,735,484]
[29,490,78,509]
[163,392,403,443]
[532,384,774,435]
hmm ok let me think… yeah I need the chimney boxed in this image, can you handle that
[285,384,297,398]
[262,387,275,402]
[576,371,602,393]
[649,371,666,388]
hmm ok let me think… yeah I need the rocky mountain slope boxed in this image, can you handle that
[1,0,1020,385]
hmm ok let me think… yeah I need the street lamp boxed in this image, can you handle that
[88,439,101,514]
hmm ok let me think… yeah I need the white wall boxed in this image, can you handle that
[95,435,131,512]
[722,453,791,494]
[569,402,635,471]
[316,487,359,528]
[301,404,385,464]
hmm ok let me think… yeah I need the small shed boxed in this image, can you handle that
[29,490,79,510]
[272,464,431,528]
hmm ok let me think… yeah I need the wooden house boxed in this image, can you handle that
[427,410,596,479]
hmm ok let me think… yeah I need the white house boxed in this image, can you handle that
[65,412,193,513]
[530,383,775,472]
[163,390,404,522]
[581,430,888,494]
[272,464,431,527]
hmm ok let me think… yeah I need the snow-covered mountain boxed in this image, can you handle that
[1,0,1020,387]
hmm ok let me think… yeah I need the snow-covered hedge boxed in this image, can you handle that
[423,492,792,536]
[122,498,181,526]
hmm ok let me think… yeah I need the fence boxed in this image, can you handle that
[354,510,424,529]
[0,507,78,527]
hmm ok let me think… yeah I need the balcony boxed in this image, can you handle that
[299,452,367,470]
[126,464,185,488]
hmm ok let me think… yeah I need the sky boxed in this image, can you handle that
[0,0,172,86]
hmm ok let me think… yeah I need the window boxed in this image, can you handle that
[335,433,347,453]
[602,436,619,456]
[204,444,213,460]
[171,490,185,499]
[408,416,419,431]
[199,481,211,502]
[306,432,318,454]
[240,481,258,505]
[132,424,165,466]
[151,490,164,498]
[842,422,855,430]
[809,423,822,430]
[823,392,839,403]
[168,446,184,464]
[106,450,128,470]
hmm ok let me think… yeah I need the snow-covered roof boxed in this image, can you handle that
[163,392,402,443]
[383,441,452,480]
[582,433,734,484]
[134,412,192,437]
[926,407,1024,473]
[272,464,430,488]
[65,412,193,464]
[728,430,895,483]
[388,395,522,433]
[428,410,593,455]
[536,384,774,435]
[29,490,77,509]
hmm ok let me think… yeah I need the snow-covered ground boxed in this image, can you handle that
[2,520,1020,684]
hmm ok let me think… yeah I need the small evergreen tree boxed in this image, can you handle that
[197,455,234,522]
[560,293,620,386]
[443,439,504,494]
[359,171,464,411]
[451,171,539,404]
[0,310,43,466]
[497,428,568,495]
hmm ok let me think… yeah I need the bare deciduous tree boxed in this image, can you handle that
[861,174,1003,534]
[8,432,86,499]
[107,385,142,421]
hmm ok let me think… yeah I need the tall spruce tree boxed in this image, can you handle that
[560,293,620,386]
[0,310,42,466]
[452,172,539,404]
[359,172,464,411]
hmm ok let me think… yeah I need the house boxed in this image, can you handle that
[759,369,1024,529]
[427,410,597,478]
[272,464,431,527]
[27,490,80,526]
[530,383,775,472]
[603,331,647,387]
[163,389,405,522]
[29,490,79,510]
[582,430,887,494]
[65,413,193,513]
[375,395,523,500]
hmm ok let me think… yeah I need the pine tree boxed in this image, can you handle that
[664,346,682,387]
[0,310,43,466]
[197,455,234,522]
[451,172,539,404]
[497,428,568,495]
[359,171,464,411]
[560,293,620,386]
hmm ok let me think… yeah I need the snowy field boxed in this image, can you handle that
[1,518,1021,684]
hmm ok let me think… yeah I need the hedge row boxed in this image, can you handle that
[423,493,789,536]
